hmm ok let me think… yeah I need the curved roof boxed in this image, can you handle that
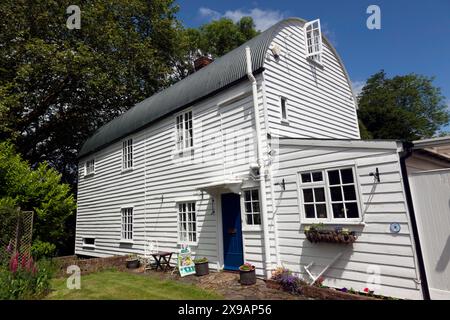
[79,17,355,158]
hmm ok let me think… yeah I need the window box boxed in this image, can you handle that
[305,225,357,244]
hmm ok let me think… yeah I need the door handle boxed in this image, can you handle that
[227,228,237,234]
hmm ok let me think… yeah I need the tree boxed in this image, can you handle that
[0,0,183,186]
[0,142,76,257]
[357,71,449,141]
[173,17,259,79]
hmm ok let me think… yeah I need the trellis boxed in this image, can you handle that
[0,208,34,265]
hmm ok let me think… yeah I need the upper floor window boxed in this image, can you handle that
[85,159,95,176]
[122,139,133,170]
[178,202,197,244]
[121,207,133,240]
[304,19,323,63]
[243,189,261,225]
[299,167,360,222]
[280,97,288,122]
[176,110,193,150]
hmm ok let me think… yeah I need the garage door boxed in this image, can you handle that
[409,169,450,299]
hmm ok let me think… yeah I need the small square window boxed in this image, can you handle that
[83,238,95,246]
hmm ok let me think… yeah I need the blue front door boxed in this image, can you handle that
[221,193,244,271]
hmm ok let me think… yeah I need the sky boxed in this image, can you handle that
[176,0,450,131]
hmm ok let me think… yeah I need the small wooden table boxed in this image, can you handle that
[151,251,173,271]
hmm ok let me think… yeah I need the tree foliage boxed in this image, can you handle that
[0,142,76,256]
[0,0,182,186]
[0,2,260,188]
[357,71,449,141]
[173,17,259,78]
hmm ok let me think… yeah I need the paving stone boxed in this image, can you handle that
[129,268,308,300]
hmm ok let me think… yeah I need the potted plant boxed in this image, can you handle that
[194,257,209,276]
[239,262,256,285]
[126,254,140,269]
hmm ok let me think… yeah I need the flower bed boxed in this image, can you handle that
[267,267,392,300]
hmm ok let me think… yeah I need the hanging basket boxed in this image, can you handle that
[305,228,357,244]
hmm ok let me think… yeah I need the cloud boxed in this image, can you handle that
[198,7,221,21]
[351,80,366,97]
[198,7,285,31]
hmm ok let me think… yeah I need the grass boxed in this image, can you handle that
[45,270,223,300]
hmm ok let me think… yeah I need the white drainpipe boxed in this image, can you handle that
[245,46,272,277]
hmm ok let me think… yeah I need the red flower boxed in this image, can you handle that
[9,253,19,273]
[363,287,369,293]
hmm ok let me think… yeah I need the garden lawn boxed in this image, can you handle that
[46,270,222,300]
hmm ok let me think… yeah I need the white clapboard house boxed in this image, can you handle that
[76,18,426,299]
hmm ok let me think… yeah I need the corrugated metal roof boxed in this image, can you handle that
[79,17,354,158]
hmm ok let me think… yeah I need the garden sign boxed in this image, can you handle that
[177,244,195,277]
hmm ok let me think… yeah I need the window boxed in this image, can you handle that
[304,19,323,63]
[122,139,133,170]
[83,238,95,246]
[300,171,328,219]
[243,189,261,225]
[299,167,360,221]
[85,159,95,176]
[328,169,359,219]
[176,110,193,150]
[280,97,288,121]
[178,202,197,243]
[121,208,133,240]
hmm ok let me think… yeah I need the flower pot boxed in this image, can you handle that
[195,261,209,276]
[239,268,256,285]
[126,259,140,269]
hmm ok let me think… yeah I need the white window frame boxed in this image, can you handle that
[241,188,262,231]
[121,207,133,241]
[298,166,362,224]
[177,201,197,245]
[82,237,95,248]
[280,96,289,123]
[175,110,194,151]
[122,138,133,171]
[85,159,95,176]
[304,19,323,64]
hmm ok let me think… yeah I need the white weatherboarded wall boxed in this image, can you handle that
[76,78,270,273]
[409,169,450,299]
[263,21,359,140]
[272,139,422,300]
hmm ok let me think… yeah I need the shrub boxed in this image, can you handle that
[31,240,56,260]
[0,253,54,300]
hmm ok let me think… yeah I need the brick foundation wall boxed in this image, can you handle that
[53,255,129,277]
